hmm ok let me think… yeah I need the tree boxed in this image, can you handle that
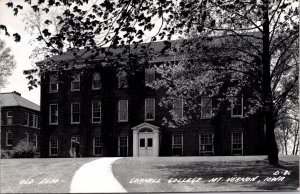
[0,39,16,87]
[275,87,299,155]
[2,0,298,164]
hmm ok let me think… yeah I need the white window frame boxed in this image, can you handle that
[93,137,103,156]
[118,136,128,156]
[118,71,128,88]
[71,74,80,91]
[49,75,58,93]
[92,72,101,90]
[201,97,212,118]
[231,97,243,117]
[7,111,12,125]
[71,102,80,124]
[92,101,101,123]
[199,133,214,155]
[172,134,183,155]
[49,104,58,125]
[231,132,243,155]
[145,67,155,86]
[172,97,183,118]
[24,112,29,126]
[33,134,38,147]
[6,131,13,146]
[49,137,58,156]
[118,100,128,122]
[24,132,29,145]
[145,98,155,121]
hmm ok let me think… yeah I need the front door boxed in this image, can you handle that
[139,133,153,157]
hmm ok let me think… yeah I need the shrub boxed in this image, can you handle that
[12,139,37,158]
[1,149,13,159]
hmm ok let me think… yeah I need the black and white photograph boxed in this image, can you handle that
[0,0,299,193]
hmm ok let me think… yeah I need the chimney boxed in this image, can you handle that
[13,91,21,96]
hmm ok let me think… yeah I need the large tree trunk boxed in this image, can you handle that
[262,0,279,165]
[295,141,299,155]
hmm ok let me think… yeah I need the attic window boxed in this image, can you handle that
[231,97,243,117]
[118,71,128,88]
[92,72,101,89]
[71,74,80,91]
[145,68,155,86]
[49,75,58,93]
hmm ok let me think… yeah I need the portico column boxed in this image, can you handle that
[133,130,138,157]
[153,130,159,157]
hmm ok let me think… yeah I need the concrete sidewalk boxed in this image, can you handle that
[70,158,127,193]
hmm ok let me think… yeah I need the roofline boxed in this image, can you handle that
[0,105,40,112]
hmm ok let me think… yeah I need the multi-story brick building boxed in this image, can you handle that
[39,41,266,158]
[0,91,40,151]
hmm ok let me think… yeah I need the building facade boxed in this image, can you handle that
[39,42,266,158]
[0,91,40,151]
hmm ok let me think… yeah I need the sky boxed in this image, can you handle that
[0,1,40,105]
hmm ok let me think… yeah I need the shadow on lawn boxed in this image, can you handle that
[154,159,299,191]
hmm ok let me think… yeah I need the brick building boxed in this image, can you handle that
[0,91,40,150]
[38,41,266,158]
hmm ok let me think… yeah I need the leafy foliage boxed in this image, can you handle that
[0,39,16,87]
[1,149,13,159]
[1,139,38,159]
[11,139,38,158]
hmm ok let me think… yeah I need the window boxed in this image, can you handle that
[173,98,183,118]
[29,114,34,127]
[24,112,29,126]
[6,132,13,146]
[33,115,38,128]
[33,134,38,147]
[49,75,58,92]
[172,134,183,156]
[7,111,12,125]
[49,104,58,125]
[231,97,243,117]
[140,138,145,147]
[71,74,80,91]
[49,137,58,156]
[145,68,155,86]
[145,98,155,121]
[118,71,128,88]
[93,137,103,156]
[199,134,214,155]
[92,72,101,89]
[118,100,128,122]
[24,133,29,145]
[118,136,128,156]
[71,103,80,124]
[232,132,243,155]
[92,101,101,123]
[201,97,212,118]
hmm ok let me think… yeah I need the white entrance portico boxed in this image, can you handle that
[132,122,160,157]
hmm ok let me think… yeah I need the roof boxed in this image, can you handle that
[37,33,261,65]
[0,92,40,112]
[37,40,179,65]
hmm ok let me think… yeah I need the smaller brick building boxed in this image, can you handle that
[0,91,40,151]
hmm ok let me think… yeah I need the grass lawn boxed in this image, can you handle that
[0,158,96,193]
[112,155,299,192]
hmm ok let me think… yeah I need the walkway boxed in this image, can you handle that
[70,158,127,193]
